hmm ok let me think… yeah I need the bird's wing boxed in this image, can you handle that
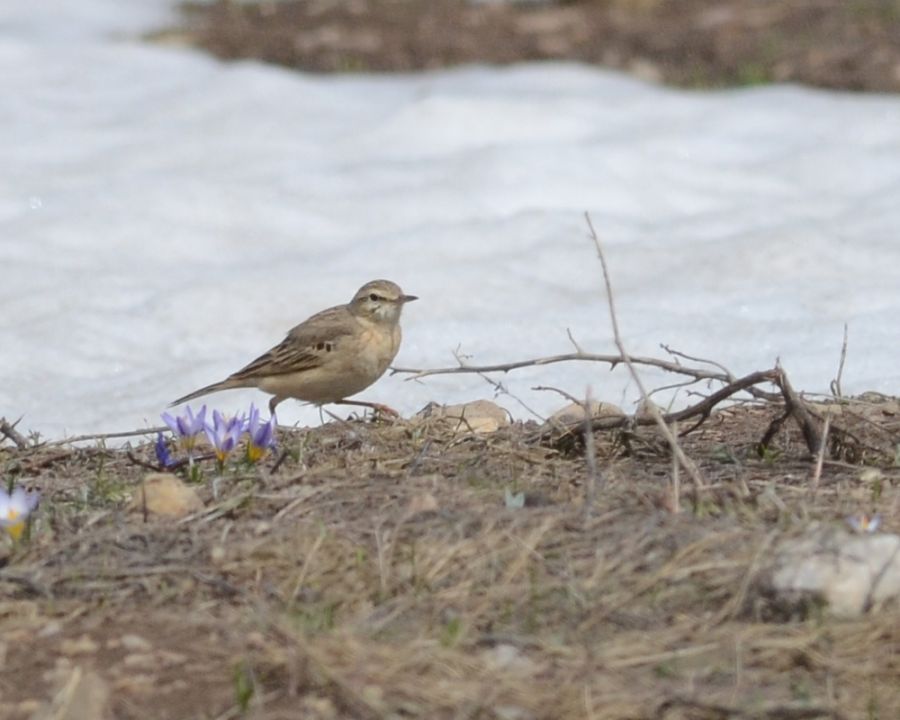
[228,305,357,381]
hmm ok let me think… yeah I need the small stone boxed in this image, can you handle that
[361,685,384,706]
[44,667,110,720]
[406,491,439,516]
[38,621,63,638]
[417,400,510,434]
[60,635,98,656]
[481,643,534,673]
[17,699,42,715]
[548,401,625,426]
[760,528,900,618]
[245,632,266,649]
[301,695,337,719]
[129,473,204,519]
[119,634,152,652]
[122,653,156,670]
[210,545,226,564]
[122,650,188,670]
[495,706,534,720]
[628,59,663,85]
[112,674,154,693]
[858,468,883,484]
[157,650,188,666]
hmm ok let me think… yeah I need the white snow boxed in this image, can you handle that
[3,2,900,439]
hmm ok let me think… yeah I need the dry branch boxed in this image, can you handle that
[583,212,705,498]
[393,348,780,404]
[0,416,29,449]
[776,363,823,454]
[535,368,779,442]
[392,351,723,381]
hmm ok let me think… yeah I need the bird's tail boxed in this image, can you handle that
[169,378,246,408]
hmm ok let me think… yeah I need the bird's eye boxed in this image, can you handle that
[368,293,380,302]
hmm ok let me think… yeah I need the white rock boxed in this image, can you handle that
[762,528,900,618]
[33,667,110,720]
[416,400,510,434]
[119,634,152,652]
[129,473,204,519]
[481,643,535,673]
[548,401,625,426]
[59,635,98,656]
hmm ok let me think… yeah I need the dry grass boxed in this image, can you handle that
[1,404,899,719]
[168,0,900,93]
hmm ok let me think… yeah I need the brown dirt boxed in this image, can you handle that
[162,0,900,92]
[1,402,899,719]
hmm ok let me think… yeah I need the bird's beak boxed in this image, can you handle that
[400,294,418,303]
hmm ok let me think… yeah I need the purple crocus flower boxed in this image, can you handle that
[245,403,277,463]
[154,432,176,468]
[204,410,245,462]
[0,486,40,542]
[160,405,207,454]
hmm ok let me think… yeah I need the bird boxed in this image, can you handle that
[171,279,417,416]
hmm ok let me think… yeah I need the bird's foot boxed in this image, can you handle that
[335,399,400,420]
[368,402,400,420]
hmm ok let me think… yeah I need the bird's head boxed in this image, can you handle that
[350,279,417,324]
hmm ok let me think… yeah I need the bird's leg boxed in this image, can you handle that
[334,399,400,418]
[268,395,285,416]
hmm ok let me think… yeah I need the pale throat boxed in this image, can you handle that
[368,303,401,324]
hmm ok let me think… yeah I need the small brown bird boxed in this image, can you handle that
[171,279,417,415]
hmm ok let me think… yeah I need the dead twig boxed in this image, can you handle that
[393,351,725,382]
[776,362,823,455]
[126,450,164,472]
[269,448,291,475]
[658,696,847,720]
[668,420,680,514]
[809,414,832,493]
[42,426,168,448]
[536,369,779,443]
[394,342,779,405]
[830,323,849,399]
[126,449,210,474]
[581,388,602,522]
[566,327,585,354]
[584,212,705,504]
[456,347,546,421]
[666,370,778,435]
[532,385,583,407]
[0,416,29,449]
[758,408,790,456]
[660,344,735,379]
[0,569,51,597]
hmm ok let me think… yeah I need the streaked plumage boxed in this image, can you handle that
[171,279,417,414]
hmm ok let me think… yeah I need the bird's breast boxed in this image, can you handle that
[354,323,401,378]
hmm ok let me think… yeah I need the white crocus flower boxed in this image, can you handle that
[0,486,40,541]
[845,512,881,534]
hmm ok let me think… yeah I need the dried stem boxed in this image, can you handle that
[582,212,705,500]
[394,351,726,383]
[809,414,832,493]
[581,388,602,522]
[0,417,29,449]
[830,323,849,399]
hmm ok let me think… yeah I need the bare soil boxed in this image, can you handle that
[163,0,900,92]
[10,4,900,716]
[2,403,898,719]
